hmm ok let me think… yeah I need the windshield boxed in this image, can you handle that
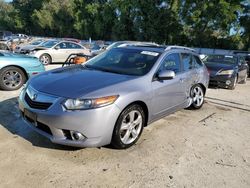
[85,48,161,76]
[30,40,44,45]
[106,42,126,50]
[39,40,59,48]
[203,55,237,65]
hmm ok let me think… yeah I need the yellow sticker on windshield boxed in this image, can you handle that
[141,51,159,56]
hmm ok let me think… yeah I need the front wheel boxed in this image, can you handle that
[39,54,51,65]
[239,73,247,84]
[0,66,26,91]
[111,104,145,149]
[229,76,237,90]
[187,85,205,109]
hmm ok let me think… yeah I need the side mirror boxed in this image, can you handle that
[157,70,175,80]
[54,46,60,50]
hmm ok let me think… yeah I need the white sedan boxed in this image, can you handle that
[29,40,91,65]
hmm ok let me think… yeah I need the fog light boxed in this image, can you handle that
[70,131,85,141]
[226,80,231,85]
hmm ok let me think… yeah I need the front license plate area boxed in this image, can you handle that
[24,109,37,125]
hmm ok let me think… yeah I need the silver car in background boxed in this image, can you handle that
[29,40,91,65]
[19,45,209,149]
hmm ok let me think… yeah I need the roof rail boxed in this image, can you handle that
[118,42,160,48]
[165,45,196,52]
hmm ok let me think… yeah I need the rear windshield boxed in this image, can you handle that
[85,48,161,76]
[203,55,237,65]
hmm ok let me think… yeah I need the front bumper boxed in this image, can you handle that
[18,88,122,147]
[209,74,236,88]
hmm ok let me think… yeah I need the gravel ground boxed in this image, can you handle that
[0,65,250,188]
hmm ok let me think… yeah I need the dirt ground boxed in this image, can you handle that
[0,65,250,188]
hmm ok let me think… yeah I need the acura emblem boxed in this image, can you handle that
[31,93,37,100]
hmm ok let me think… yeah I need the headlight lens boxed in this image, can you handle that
[29,51,36,55]
[217,70,234,75]
[63,95,119,110]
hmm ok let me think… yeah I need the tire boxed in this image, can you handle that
[0,66,27,91]
[239,73,247,84]
[187,84,205,110]
[229,76,237,90]
[111,104,145,149]
[39,54,51,65]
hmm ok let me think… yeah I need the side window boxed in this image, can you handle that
[67,42,83,49]
[159,53,181,74]
[181,53,193,71]
[57,42,67,49]
[239,57,245,65]
[193,55,203,68]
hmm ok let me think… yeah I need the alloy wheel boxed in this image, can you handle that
[192,86,204,107]
[40,55,50,65]
[3,70,22,89]
[119,110,143,145]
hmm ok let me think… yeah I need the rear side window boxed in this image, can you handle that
[193,55,203,68]
[181,53,193,71]
[159,53,181,74]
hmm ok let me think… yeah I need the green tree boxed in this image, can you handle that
[0,0,23,32]
[180,0,242,49]
[32,0,75,37]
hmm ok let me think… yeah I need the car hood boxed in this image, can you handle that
[31,47,49,51]
[21,45,36,50]
[205,62,236,75]
[29,65,135,98]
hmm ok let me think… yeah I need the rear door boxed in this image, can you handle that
[152,53,186,116]
[180,53,199,98]
[52,42,69,63]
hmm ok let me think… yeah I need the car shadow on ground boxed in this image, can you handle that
[0,97,80,151]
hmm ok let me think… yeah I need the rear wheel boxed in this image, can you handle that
[0,66,26,91]
[187,85,205,109]
[111,104,145,149]
[39,54,51,65]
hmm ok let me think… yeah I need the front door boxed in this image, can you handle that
[152,53,186,116]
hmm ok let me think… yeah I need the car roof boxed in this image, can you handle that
[118,46,166,53]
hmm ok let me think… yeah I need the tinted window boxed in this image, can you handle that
[181,53,193,71]
[57,42,67,49]
[67,42,83,49]
[40,40,59,48]
[203,55,237,64]
[159,53,181,74]
[193,55,203,68]
[0,53,4,56]
[86,48,161,76]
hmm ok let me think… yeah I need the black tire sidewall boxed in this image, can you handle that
[0,66,26,91]
[111,104,145,149]
[229,76,237,90]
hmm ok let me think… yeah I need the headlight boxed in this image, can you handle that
[63,95,119,110]
[29,51,36,55]
[217,70,234,75]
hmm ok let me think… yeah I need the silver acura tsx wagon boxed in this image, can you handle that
[19,45,209,149]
